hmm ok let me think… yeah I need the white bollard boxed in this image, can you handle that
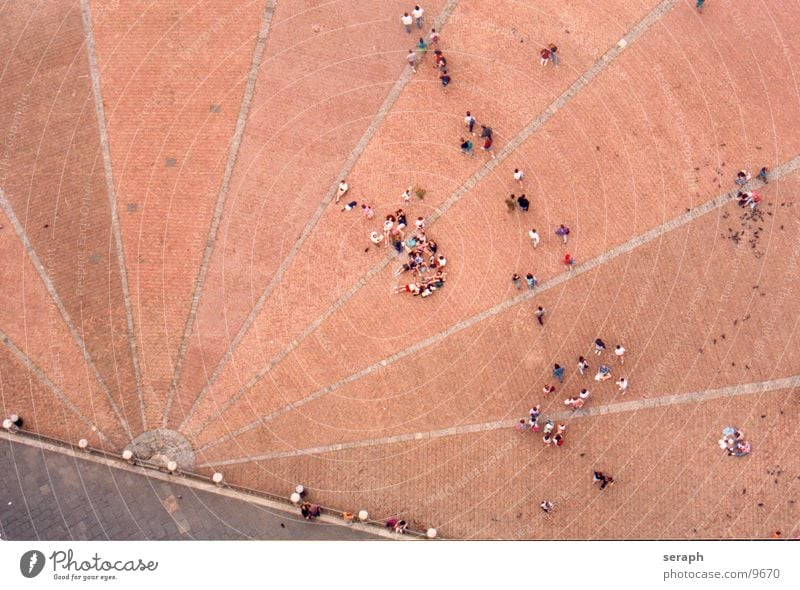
[2,419,14,431]
[290,493,301,504]
[166,461,178,473]
[122,450,134,462]
[78,439,89,451]
[358,510,369,522]
[212,472,224,485]
[427,528,437,539]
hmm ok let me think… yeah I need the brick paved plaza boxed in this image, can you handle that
[1,0,799,539]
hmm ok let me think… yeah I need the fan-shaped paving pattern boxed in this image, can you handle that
[2,0,799,539]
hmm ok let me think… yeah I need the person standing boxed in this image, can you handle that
[534,306,545,326]
[429,28,440,47]
[401,186,412,203]
[525,273,537,290]
[696,0,705,13]
[549,44,559,67]
[555,224,570,244]
[416,37,428,62]
[553,363,565,383]
[406,49,417,73]
[528,228,540,248]
[361,203,374,220]
[614,344,626,364]
[505,194,517,212]
[465,111,477,135]
[577,356,589,375]
[539,47,551,66]
[482,135,495,159]
[513,168,525,188]
[757,166,769,183]
[439,69,451,93]
[412,4,424,29]
[594,339,606,355]
[516,194,530,212]
[480,125,493,140]
[401,12,413,33]
[562,252,575,270]
[335,179,349,203]
[511,273,522,290]
[616,377,629,394]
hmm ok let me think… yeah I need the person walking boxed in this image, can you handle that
[511,273,522,290]
[542,384,556,395]
[757,166,769,183]
[513,168,525,188]
[614,344,626,364]
[577,356,589,375]
[401,12,413,33]
[482,135,495,159]
[429,28,440,47]
[465,111,476,135]
[335,179,349,203]
[505,194,517,212]
[516,194,530,212]
[555,224,570,244]
[406,49,417,73]
[562,252,575,270]
[460,137,473,156]
[401,186,412,204]
[594,338,606,355]
[539,47,551,66]
[593,471,615,489]
[552,363,565,383]
[439,69,451,92]
[528,228,540,248]
[361,203,374,220]
[525,273,537,290]
[534,306,546,326]
[480,125,493,140]
[416,37,428,63]
[616,377,629,394]
[696,0,705,13]
[412,4,424,29]
[549,44,559,67]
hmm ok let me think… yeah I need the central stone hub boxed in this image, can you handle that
[126,429,195,471]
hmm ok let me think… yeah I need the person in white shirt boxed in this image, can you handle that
[614,344,626,364]
[528,228,540,249]
[401,186,412,203]
[513,168,524,188]
[616,377,628,394]
[335,179,348,203]
[412,5,424,29]
[401,12,413,33]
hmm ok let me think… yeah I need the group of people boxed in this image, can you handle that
[734,167,768,211]
[460,114,494,157]
[719,427,751,457]
[390,211,448,298]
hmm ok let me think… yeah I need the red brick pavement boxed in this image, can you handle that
[0,0,141,436]
[2,0,799,539]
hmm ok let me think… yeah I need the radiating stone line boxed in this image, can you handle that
[197,152,800,451]
[188,0,682,440]
[0,189,131,439]
[178,0,463,432]
[80,0,145,431]
[199,375,799,466]
[0,328,112,444]
[163,0,279,428]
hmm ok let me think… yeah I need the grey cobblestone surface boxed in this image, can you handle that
[0,438,375,540]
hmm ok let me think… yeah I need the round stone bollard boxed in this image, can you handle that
[166,461,178,473]
[290,492,301,504]
[2,418,14,432]
[358,510,369,522]
[427,528,437,539]
[212,472,224,486]
[78,439,89,451]
[122,449,134,462]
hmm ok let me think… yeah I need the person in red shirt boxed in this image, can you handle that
[540,47,551,66]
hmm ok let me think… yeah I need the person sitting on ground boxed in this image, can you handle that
[735,170,751,186]
[394,520,408,534]
[396,209,407,229]
[370,231,384,246]
[595,364,612,381]
[564,396,584,410]
[394,283,421,295]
